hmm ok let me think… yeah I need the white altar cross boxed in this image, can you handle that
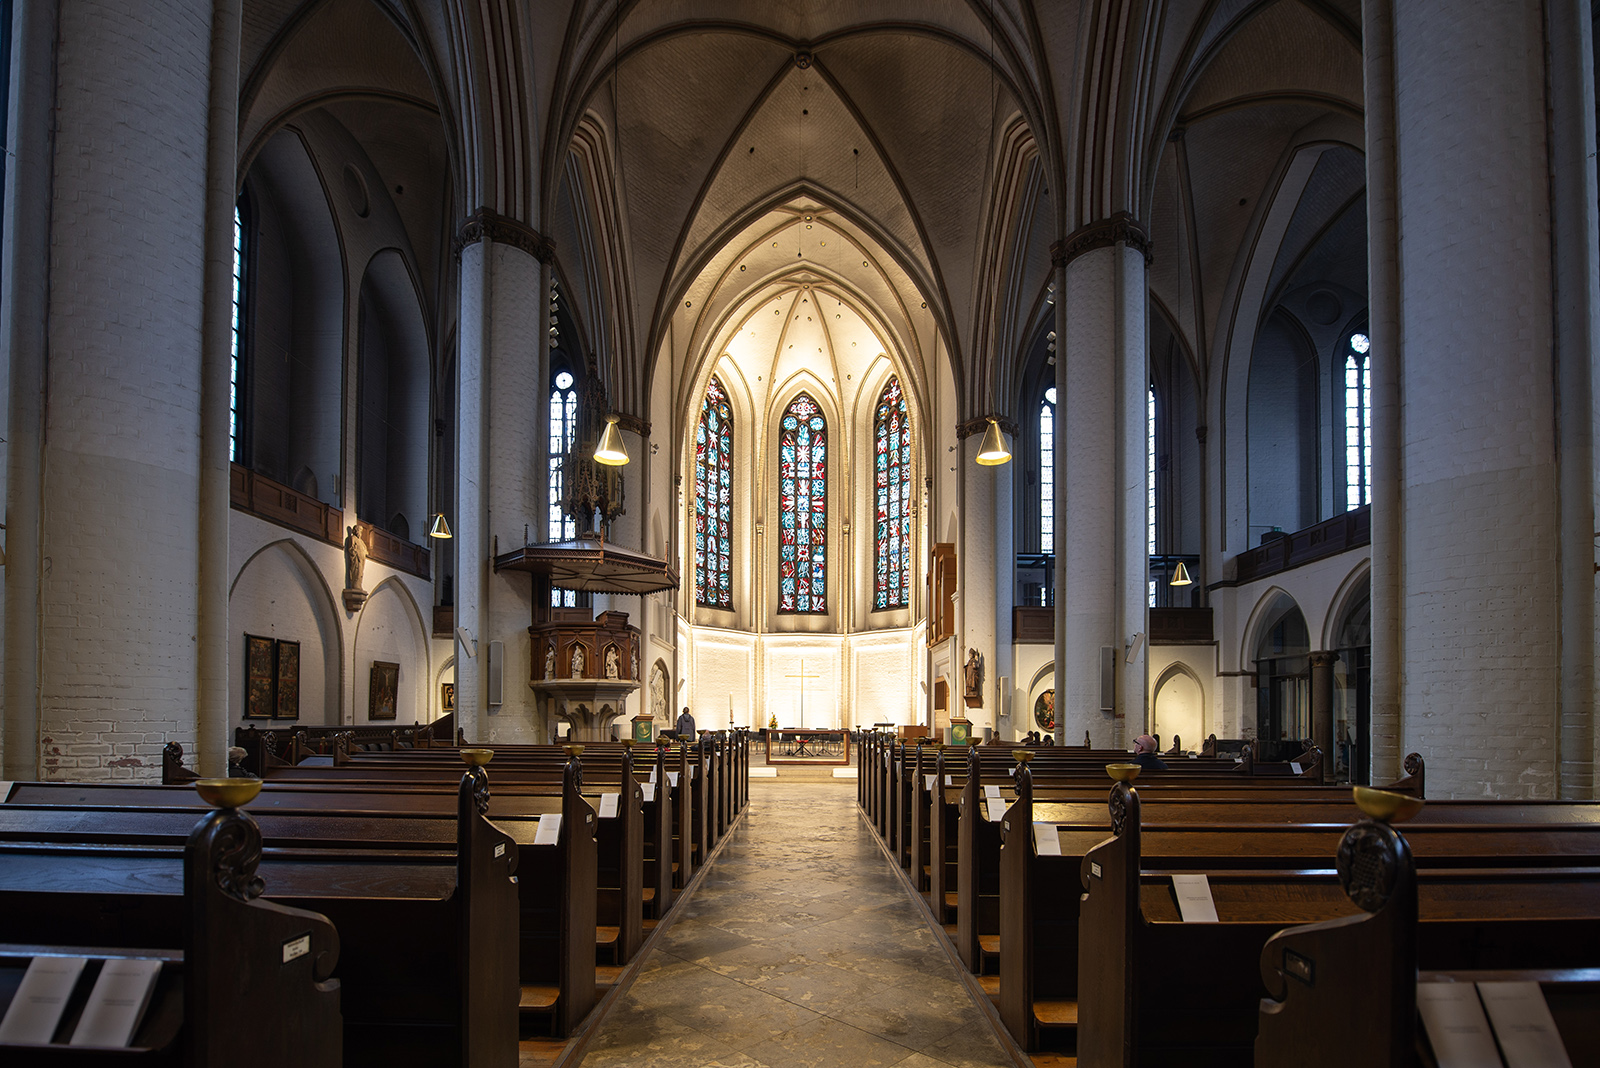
[785,658,822,728]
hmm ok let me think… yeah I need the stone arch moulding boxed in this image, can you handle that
[1321,559,1373,652]
[228,539,344,727]
[1241,586,1303,667]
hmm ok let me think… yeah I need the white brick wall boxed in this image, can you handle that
[1391,0,1561,798]
[35,0,215,780]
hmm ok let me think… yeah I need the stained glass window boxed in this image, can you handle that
[1345,332,1371,511]
[778,393,827,613]
[548,368,578,607]
[230,202,244,462]
[695,377,733,609]
[873,376,911,609]
[1040,386,1056,548]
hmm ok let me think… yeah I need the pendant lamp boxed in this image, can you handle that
[594,415,630,466]
[975,418,1011,466]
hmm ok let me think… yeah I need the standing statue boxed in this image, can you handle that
[631,646,640,681]
[963,647,983,700]
[544,642,556,680]
[649,664,667,721]
[605,646,620,678]
[570,644,586,677]
[344,524,367,590]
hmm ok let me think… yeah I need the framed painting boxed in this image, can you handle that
[245,634,275,719]
[275,640,300,720]
[1034,689,1056,731]
[370,661,400,720]
[441,681,456,715]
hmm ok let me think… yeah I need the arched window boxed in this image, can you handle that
[695,376,733,609]
[230,200,246,462]
[1148,385,1157,607]
[1039,385,1056,547]
[1344,331,1371,511]
[873,376,911,610]
[778,392,827,613]
[548,366,578,607]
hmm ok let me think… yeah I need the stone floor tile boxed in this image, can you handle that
[576,781,1010,1068]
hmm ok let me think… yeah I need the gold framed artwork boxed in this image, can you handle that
[246,634,300,720]
[369,661,400,720]
[441,681,456,714]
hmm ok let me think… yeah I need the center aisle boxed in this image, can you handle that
[577,779,1012,1068]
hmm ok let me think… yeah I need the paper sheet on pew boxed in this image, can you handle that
[984,784,1003,799]
[533,813,562,845]
[1290,761,1302,774]
[1416,983,1504,1068]
[641,782,656,802]
[71,957,161,1047]
[0,955,87,1043]
[599,792,619,819]
[667,772,679,787]
[985,798,1006,822]
[1477,981,1573,1068]
[1034,823,1062,855]
[1171,874,1220,923]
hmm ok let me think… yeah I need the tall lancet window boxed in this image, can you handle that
[1039,386,1056,548]
[1344,331,1371,511]
[873,376,912,609]
[778,393,828,613]
[548,367,578,607]
[230,201,246,462]
[695,376,734,609]
[1148,385,1157,607]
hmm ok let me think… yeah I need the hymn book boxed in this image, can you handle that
[0,955,87,1044]
[70,958,161,1047]
[1416,983,1503,1067]
[1476,981,1572,1068]
[1170,874,1219,923]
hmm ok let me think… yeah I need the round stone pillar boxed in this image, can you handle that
[1053,222,1149,749]
[455,215,550,744]
[1367,0,1594,797]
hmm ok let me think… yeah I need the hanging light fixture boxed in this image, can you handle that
[428,514,453,539]
[975,418,1011,466]
[1170,561,1193,586]
[594,415,630,466]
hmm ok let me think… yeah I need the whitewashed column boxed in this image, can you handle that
[1054,222,1149,750]
[455,215,548,744]
[958,418,1013,739]
[1377,0,1581,797]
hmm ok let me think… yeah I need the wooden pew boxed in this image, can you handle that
[1255,808,1600,1067]
[0,768,523,1064]
[1066,781,1600,1066]
[0,786,341,1066]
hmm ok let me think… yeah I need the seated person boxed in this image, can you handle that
[1133,734,1168,770]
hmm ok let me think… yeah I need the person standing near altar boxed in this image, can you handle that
[676,706,697,738]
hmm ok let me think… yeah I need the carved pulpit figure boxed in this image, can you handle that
[605,647,620,678]
[544,642,556,680]
[570,644,586,678]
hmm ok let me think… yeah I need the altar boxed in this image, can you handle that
[765,728,851,766]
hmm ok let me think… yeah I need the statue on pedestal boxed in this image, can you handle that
[342,524,369,612]
[963,647,983,703]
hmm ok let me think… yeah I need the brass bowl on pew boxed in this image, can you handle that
[1014,750,1034,764]
[194,777,262,809]
[1352,786,1425,824]
[564,744,585,759]
[460,748,494,767]
[1105,763,1142,783]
